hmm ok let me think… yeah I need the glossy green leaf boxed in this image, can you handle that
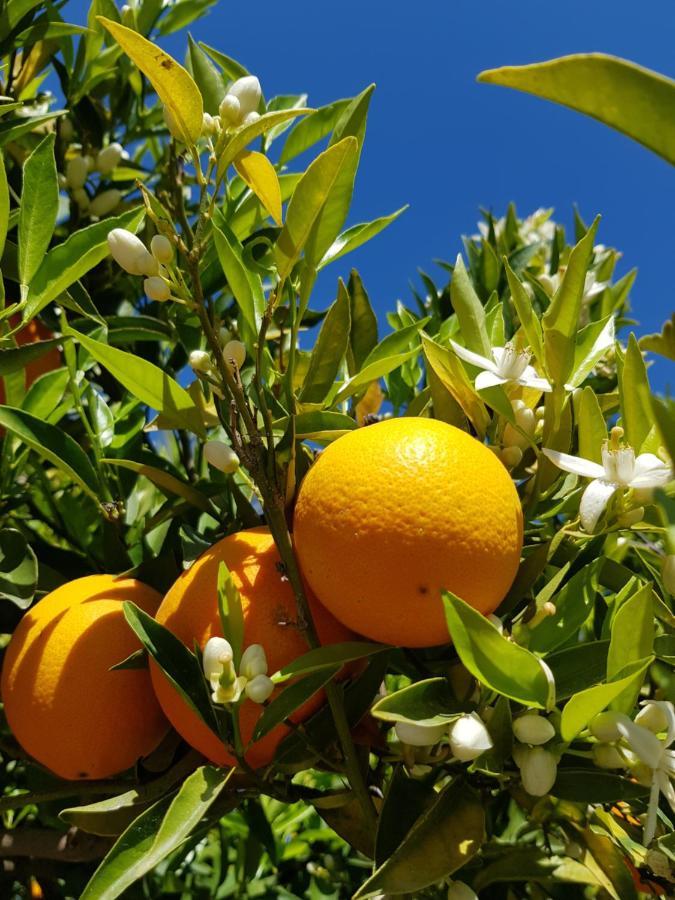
[0,406,100,500]
[217,561,244,668]
[371,677,467,726]
[650,394,675,463]
[217,109,311,179]
[0,338,62,376]
[570,315,615,387]
[275,137,358,281]
[279,98,350,165]
[274,641,388,683]
[640,313,675,362]
[102,458,212,513]
[253,667,339,741]
[198,43,248,81]
[24,207,145,319]
[504,259,544,363]
[560,656,653,741]
[607,582,654,713]
[186,34,224,115]
[618,333,652,452]
[80,766,230,900]
[347,270,378,372]
[333,348,416,405]
[576,387,607,465]
[274,410,356,440]
[529,560,602,654]
[299,278,351,403]
[0,528,37,609]
[213,223,265,336]
[0,113,66,149]
[69,328,205,437]
[478,53,675,165]
[0,147,9,259]
[18,133,58,288]
[375,767,436,867]
[354,779,485,898]
[546,641,609,700]
[319,206,407,269]
[553,769,649,803]
[443,592,555,709]
[422,335,490,438]
[450,254,491,355]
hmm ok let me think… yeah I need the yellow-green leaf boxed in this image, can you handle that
[233,150,282,226]
[97,17,203,144]
[478,53,675,165]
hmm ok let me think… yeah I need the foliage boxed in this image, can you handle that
[0,2,674,899]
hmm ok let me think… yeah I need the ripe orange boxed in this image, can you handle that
[293,417,523,647]
[1,575,169,780]
[0,315,61,403]
[150,527,353,769]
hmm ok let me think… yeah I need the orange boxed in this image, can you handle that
[0,315,61,404]
[293,417,523,647]
[150,527,353,769]
[1,575,169,780]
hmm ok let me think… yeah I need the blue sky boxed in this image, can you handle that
[67,0,674,388]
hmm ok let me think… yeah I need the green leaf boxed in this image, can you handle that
[528,560,602,654]
[422,334,490,438]
[546,640,609,700]
[504,259,544,363]
[24,207,145,319]
[570,315,615,388]
[640,313,675,362]
[0,113,66,149]
[371,677,467,726]
[576,387,607,465]
[123,601,219,735]
[274,411,356,441]
[253,667,339,741]
[375,767,436,868]
[560,657,653,741]
[319,206,408,269]
[542,217,599,386]
[212,223,265,337]
[347,270,378,372]
[618,333,651,452]
[217,109,311,180]
[332,348,417,405]
[299,279,351,403]
[0,528,37,609]
[217,561,244,669]
[478,53,675,165]
[279,99,350,165]
[69,328,205,437]
[274,641,388,684]
[0,406,100,500]
[607,582,654,713]
[80,766,230,900]
[450,254,491,355]
[275,137,358,281]
[0,338,62,376]
[18,133,58,288]
[650,394,675,463]
[354,780,485,898]
[102,458,212,513]
[443,592,555,709]
[186,34,224,115]
[553,769,649,803]
[198,42,248,80]
[0,151,8,260]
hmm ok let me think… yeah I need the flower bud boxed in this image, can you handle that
[519,747,557,796]
[204,440,240,474]
[203,636,233,681]
[107,228,158,276]
[72,188,89,211]
[504,402,536,449]
[616,506,645,528]
[394,720,447,747]
[89,188,121,218]
[240,644,268,680]
[513,714,555,746]
[228,75,261,119]
[593,742,626,769]
[635,701,670,734]
[223,340,246,371]
[512,742,529,769]
[150,234,174,264]
[189,350,212,374]
[144,276,171,302]
[589,710,631,743]
[449,713,493,761]
[120,4,135,26]
[663,554,675,596]
[219,94,241,125]
[66,154,88,189]
[96,142,124,174]
[245,673,275,704]
[500,446,523,469]
[201,112,218,136]
[446,882,478,900]
[242,110,260,126]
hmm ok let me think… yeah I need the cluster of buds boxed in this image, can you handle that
[495,399,545,470]
[511,712,558,796]
[165,75,262,143]
[61,134,127,218]
[203,637,274,705]
[107,229,175,302]
[394,711,493,763]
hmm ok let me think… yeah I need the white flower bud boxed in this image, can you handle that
[513,714,555,746]
[663,554,675,595]
[203,636,233,680]
[89,188,121,218]
[519,747,557,796]
[150,234,174,264]
[204,440,240,474]
[635,701,670,734]
[120,4,135,26]
[201,112,218,136]
[589,710,631,743]
[504,403,536,449]
[66,155,88,189]
[223,340,246,371]
[144,276,171,302]
[446,881,478,900]
[500,446,523,469]
[242,110,261,126]
[72,188,89,211]
[449,713,493,761]
[228,75,261,118]
[219,94,241,125]
[240,644,268,680]
[96,142,124,174]
[107,228,158,276]
[245,673,275,704]
[593,743,627,769]
[189,350,212,374]
[394,720,448,747]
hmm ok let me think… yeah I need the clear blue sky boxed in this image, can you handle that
[67,0,674,389]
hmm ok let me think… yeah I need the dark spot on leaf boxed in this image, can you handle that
[161,59,173,69]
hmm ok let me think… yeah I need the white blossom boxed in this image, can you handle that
[450,341,552,393]
[89,189,121,218]
[150,234,174,264]
[513,714,555,746]
[144,276,171,302]
[96,142,123,174]
[189,350,212,374]
[204,440,240,474]
[449,713,493,761]
[517,746,557,796]
[65,155,88,189]
[245,674,274,704]
[219,76,262,128]
[394,720,447,747]
[240,644,268,680]
[107,228,158,276]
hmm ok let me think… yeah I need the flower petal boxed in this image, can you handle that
[579,479,618,532]
[656,768,675,813]
[517,372,553,393]
[449,340,495,372]
[617,719,664,770]
[475,370,506,391]
[542,449,605,479]
[629,454,673,489]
